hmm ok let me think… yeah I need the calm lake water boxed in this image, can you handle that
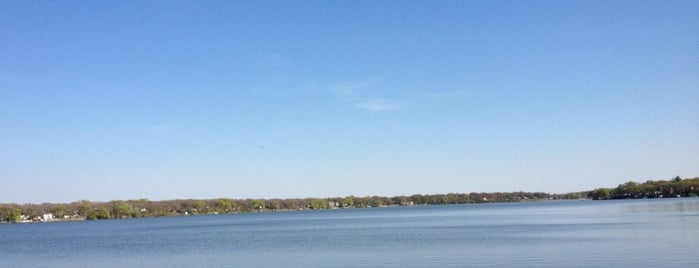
[2,198,698,267]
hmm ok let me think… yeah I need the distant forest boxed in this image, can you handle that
[588,176,698,200]
[2,176,697,223]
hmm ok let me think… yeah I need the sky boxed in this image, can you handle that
[1,0,698,204]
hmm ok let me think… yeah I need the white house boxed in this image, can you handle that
[42,213,54,222]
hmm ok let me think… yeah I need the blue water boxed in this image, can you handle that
[2,198,698,267]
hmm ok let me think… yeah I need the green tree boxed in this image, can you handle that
[87,207,112,220]
[112,201,133,219]
[342,196,355,208]
[565,192,582,199]
[589,188,611,200]
[252,199,265,211]
[309,199,328,209]
[54,204,66,219]
[6,208,22,223]
[614,181,640,198]
[216,199,233,213]
[195,201,208,214]
[371,198,383,207]
[78,201,92,218]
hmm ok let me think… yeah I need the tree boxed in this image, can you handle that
[371,198,383,207]
[112,201,134,219]
[5,208,22,223]
[309,199,328,209]
[614,181,640,198]
[342,196,355,208]
[589,188,611,200]
[78,201,92,217]
[216,199,233,213]
[87,206,112,220]
[195,201,208,214]
[252,199,265,211]
[54,204,66,219]
[267,199,282,210]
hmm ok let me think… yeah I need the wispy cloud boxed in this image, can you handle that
[324,80,478,112]
[328,79,404,112]
[355,98,404,111]
[328,79,377,98]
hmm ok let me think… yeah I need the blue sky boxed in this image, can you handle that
[2,0,698,203]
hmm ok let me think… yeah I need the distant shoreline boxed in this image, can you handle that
[1,176,697,223]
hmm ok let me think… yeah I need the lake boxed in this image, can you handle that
[2,198,698,267]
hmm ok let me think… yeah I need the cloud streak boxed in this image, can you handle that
[329,79,404,112]
[355,98,404,111]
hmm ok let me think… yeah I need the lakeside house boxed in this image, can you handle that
[19,215,32,223]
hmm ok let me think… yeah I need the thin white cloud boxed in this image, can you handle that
[329,79,379,97]
[325,81,479,112]
[355,98,404,111]
[328,79,404,112]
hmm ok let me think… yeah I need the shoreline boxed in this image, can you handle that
[2,176,697,223]
[4,195,697,225]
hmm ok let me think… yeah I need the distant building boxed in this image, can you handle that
[42,213,54,222]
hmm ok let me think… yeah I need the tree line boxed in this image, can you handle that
[588,176,699,200]
[0,192,569,223]
[1,176,696,223]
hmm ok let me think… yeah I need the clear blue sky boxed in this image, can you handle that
[2,1,698,203]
